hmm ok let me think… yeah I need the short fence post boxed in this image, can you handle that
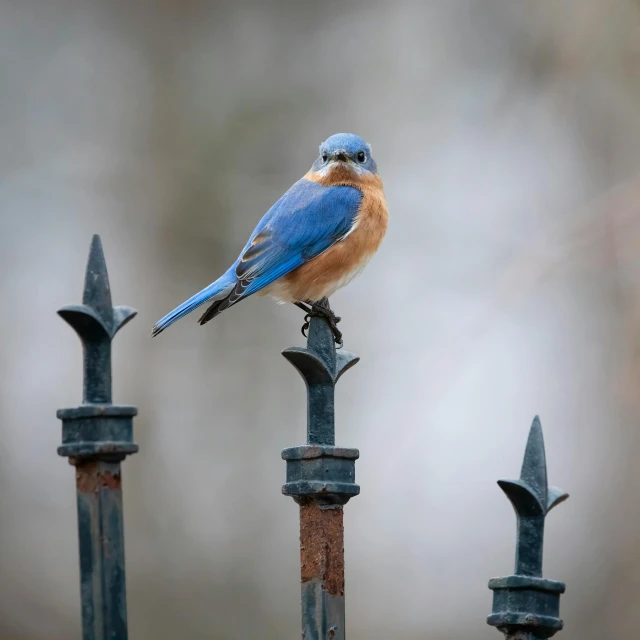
[281,300,360,640]
[487,416,569,640]
[56,234,138,640]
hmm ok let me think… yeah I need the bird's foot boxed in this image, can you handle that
[298,300,343,348]
[301,315,310,338]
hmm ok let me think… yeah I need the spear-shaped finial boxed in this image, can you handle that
[56,235,138,640]
[282,299,359,445]
[80,233,114,328]
[498,416,569,576]
[281,303,360,640]
[58,235,136,403]
[488,416,568,639]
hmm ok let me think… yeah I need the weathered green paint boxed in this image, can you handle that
[488,417,569,639]
[301,579,344,640]
[57,235,138,640]
[75,461,128,640]
[282,302,359,639]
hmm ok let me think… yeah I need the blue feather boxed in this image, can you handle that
[235,179,361,291]
[151,178,362,335]
[151,269,236,336]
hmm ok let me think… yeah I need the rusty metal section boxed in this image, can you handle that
[76,461,122,493]
[57,236,138,640]
[300,502,345,597]
[282,312,356,639]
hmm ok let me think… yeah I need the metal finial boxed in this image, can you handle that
[488,416,568,639]
[497,416,568,576]
[282,299,358,445]
[81,234,113,327]
[57,235,138,640]
[281,301,360,640]
[58,234,137,403]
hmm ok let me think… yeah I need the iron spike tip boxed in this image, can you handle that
[499,417,569,517]
[82,234,113,329]
[519,415,548,507]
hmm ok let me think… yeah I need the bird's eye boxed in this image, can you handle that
[357,151,366,163]
[322,152,328,162]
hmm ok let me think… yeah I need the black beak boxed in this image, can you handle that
[332,151,349,162]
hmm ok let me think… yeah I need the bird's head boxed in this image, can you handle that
[311,133,377,177]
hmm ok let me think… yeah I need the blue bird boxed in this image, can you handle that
[151,133,388,344]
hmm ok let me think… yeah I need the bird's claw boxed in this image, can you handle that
[326,317,343,348]
[297,299,343,347]
[301,314,311,338]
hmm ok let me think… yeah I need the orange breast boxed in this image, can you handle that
[277,169,388,303]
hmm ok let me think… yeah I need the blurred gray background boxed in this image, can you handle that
[1,0,640,638]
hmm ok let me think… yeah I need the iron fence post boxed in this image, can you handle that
[282,301,360,640]
[488,416,569,640]
[57,234,138,640]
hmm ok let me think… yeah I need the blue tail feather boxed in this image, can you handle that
[151,271,236,337]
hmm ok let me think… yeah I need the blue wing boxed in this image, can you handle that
[152,178,362,334]
[234,178,362,296]
[200,178,362,322]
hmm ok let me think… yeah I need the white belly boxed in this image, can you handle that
[315,252,373,298]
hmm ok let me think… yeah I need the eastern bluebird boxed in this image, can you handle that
[151,133,388,345]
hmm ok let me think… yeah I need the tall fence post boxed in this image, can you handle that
[56,234,138,640]
[281,301,360,640]
[488,416,569,640]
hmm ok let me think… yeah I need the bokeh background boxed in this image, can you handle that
[1,1,640,638]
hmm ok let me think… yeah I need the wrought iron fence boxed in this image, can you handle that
[56,235,569,640]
